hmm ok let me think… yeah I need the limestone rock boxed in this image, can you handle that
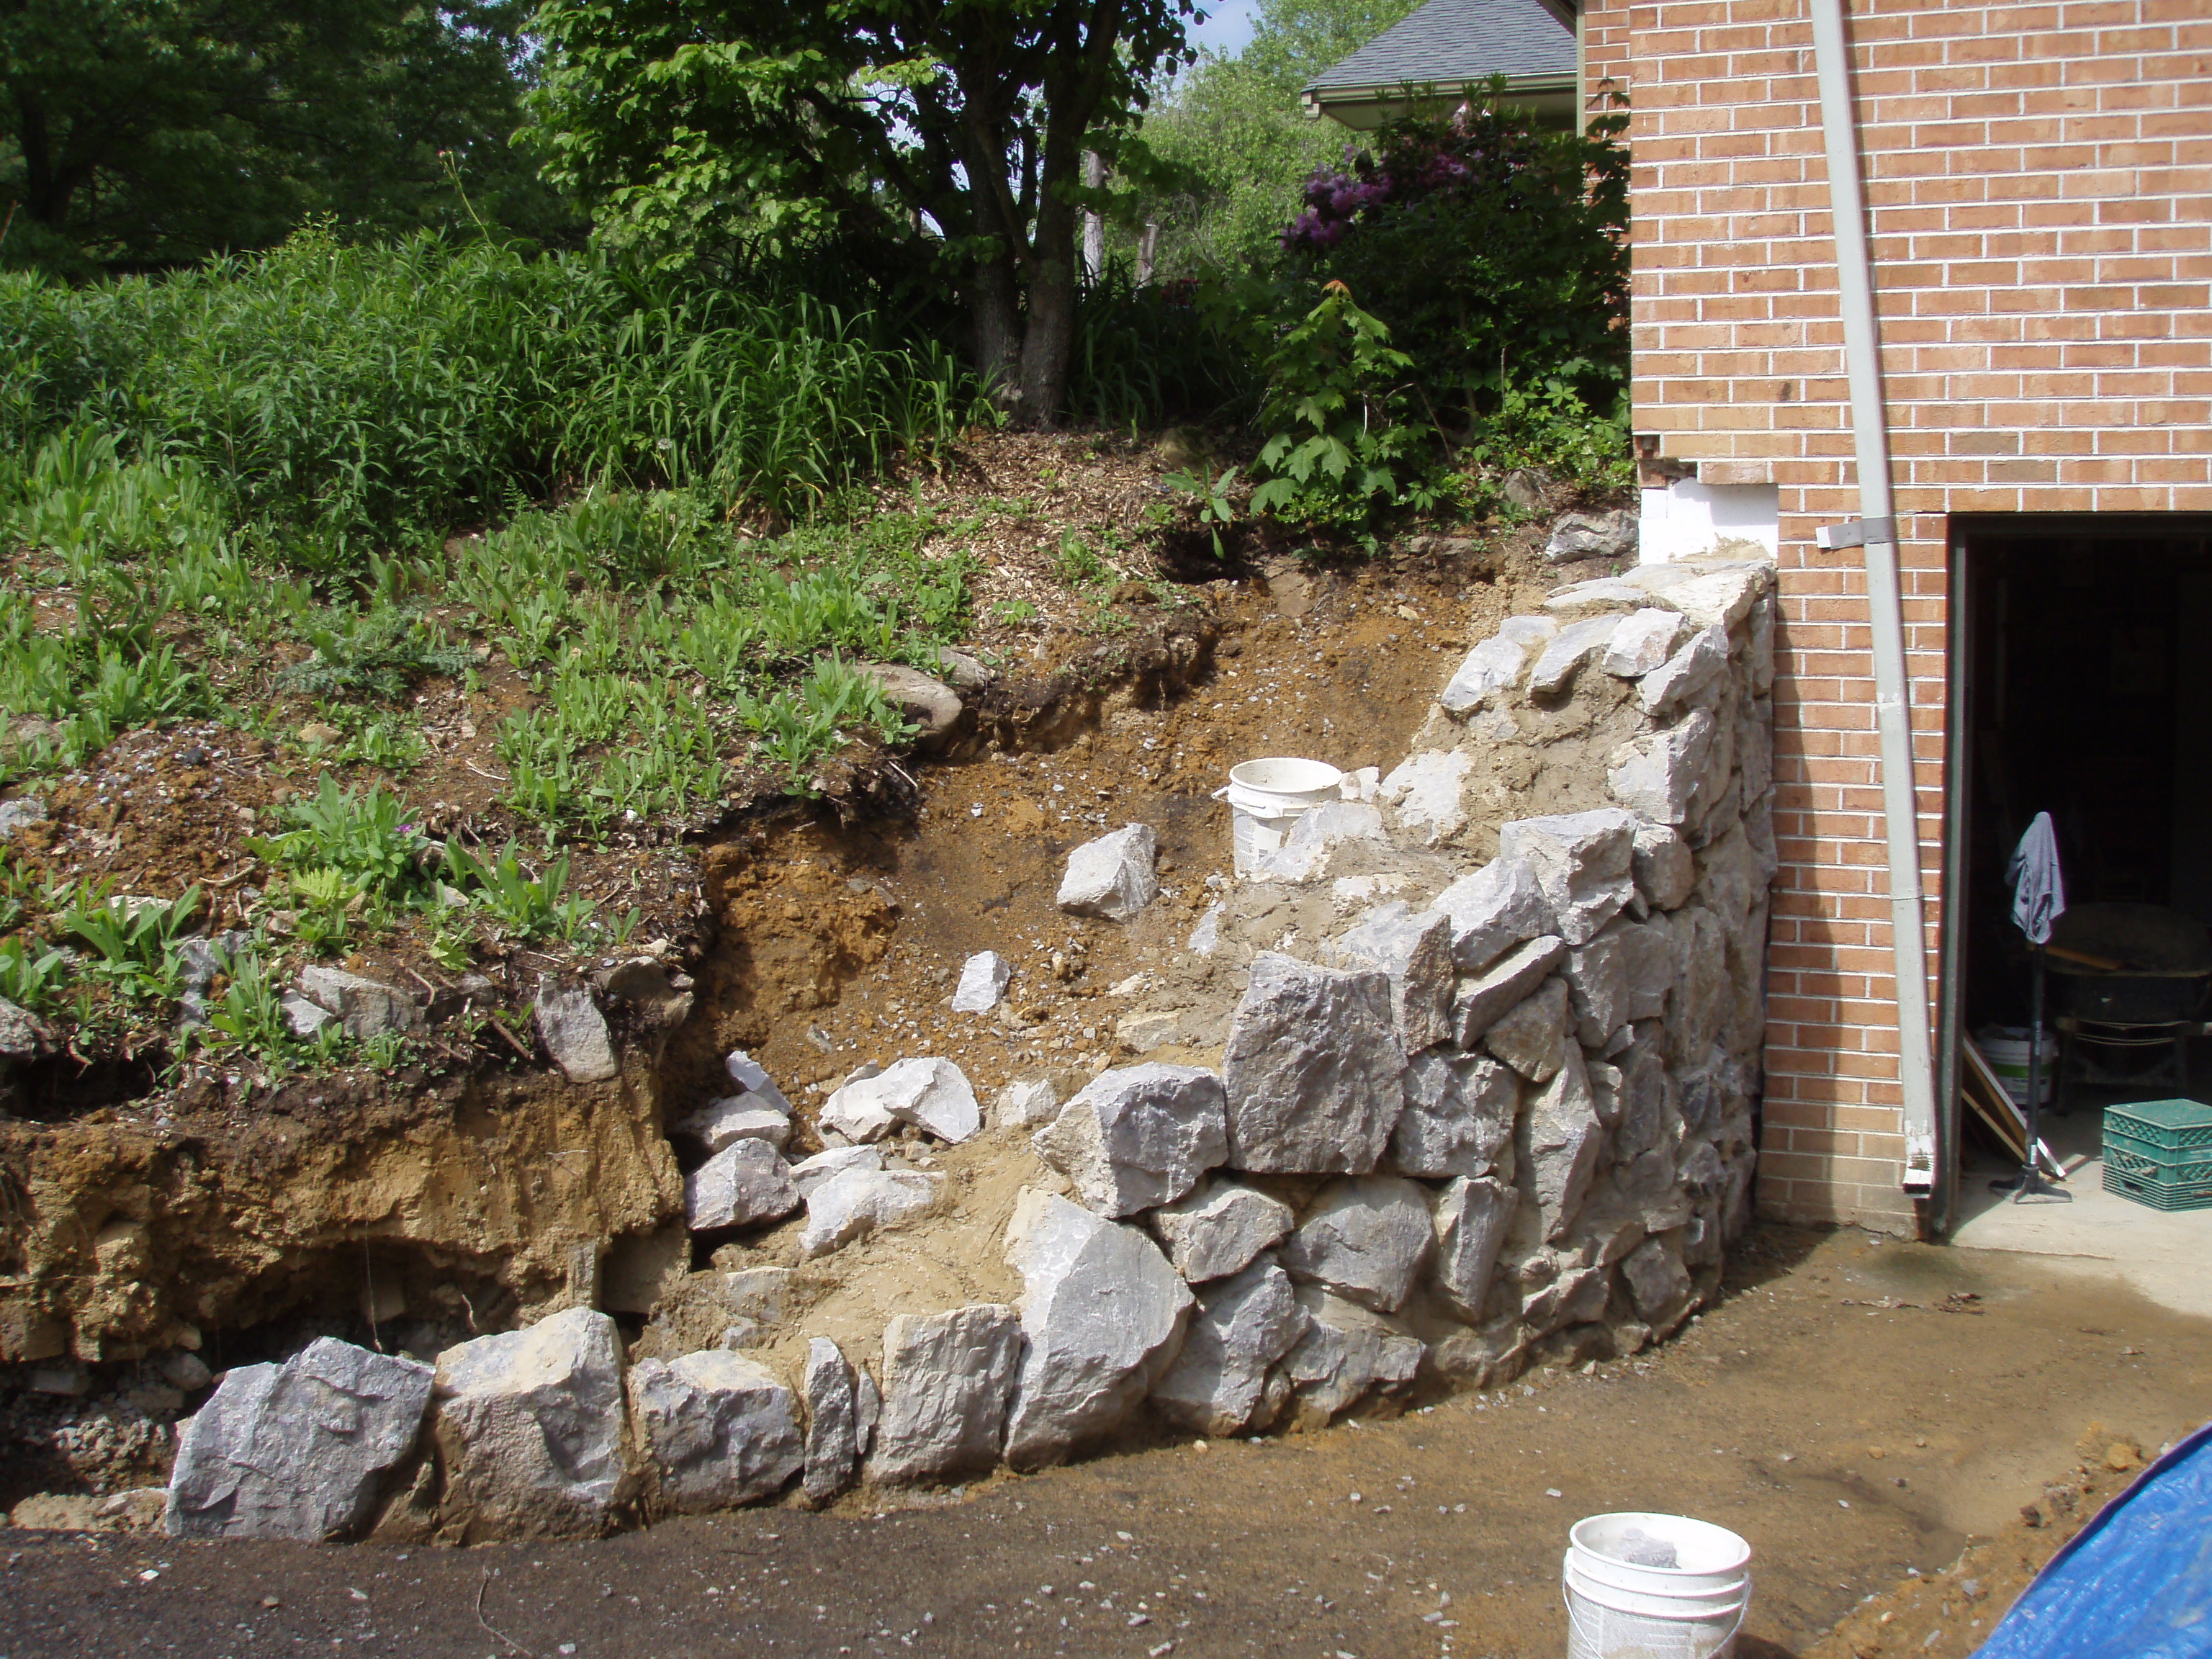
[673,1094,791,1154]
[1431,857,1553,971]
[278,989,335,1040]
[1544,510,1637,564]
[1148,1179,1295,1283]
[0,796,45,838]
[860,663,963,749]
[1638,623,1731,716]
[821,1057,980,1145]
[1565,930,1637,1048]
[1150,1258,1303,1437]
[1187,902,1225,955]
[724,1050,792,1115]
[1001,1191,1192,1468]
[1694,818,1765,938]
[1522,1262,1610,1334]
[1222,952,1406,1174]
[1632,823,1696,911]
[1602,609,1687,677]
[1499,809,1638,945]
[685,1139,802,1232]
[1483,977,1570,1080]
[1450,934,1567,1047]
[1282,1286,1423,1426]
[1390,1049,1516,1178]
[302,966,426,1043]
[629,1350,803,1513]
[1379,750,1475,846]
[1251,801,1391,883]
[1031,1063,1228,1218]
[1622,1235,1694,1323]
[994,1076,1059,1132]
[1279,1176,1433,1314]
[798,1168,944,1262]
[1657,565,1766,631]
[1431,1177,1518,1321]
[1525,1039,1606,1243]
[1057,824,1159,921]
[1439,634,1530,715]
[433,1308,630,1537]
[952,951,1012,1014]
[1545,577,1648,617]
[1527,614,1624,698]
[788,1145,883,1197]
[164,1338,432,1541]
[867,1305,1022,1484]
[0,996,57,1061]
[1323,902,1455,1051]
[1608,711,1716,826]
[801,1338,860,1505]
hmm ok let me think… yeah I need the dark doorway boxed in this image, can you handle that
[1941,515,2212,1223]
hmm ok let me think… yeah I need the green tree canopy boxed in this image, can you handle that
[0,0,561,276]
[525,0,1205,426]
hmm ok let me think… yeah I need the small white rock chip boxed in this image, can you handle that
[672,1093,791,1153]
[952,950,1012,1014]
[684,1139,803,1232]
[1031,1063,1228,1218]
[798,1167,944,1261]
[788,1145,884,1197]
[1148,1180,1295,1284]
[629,1349,803,1512]
[1001,1190,1193,1469]
[724,1051,792,1115]
[1057,824,1160,921]
[994,1076,1060,1132]
[868,1305,1022,1485]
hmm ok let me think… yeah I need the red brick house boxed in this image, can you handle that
[1575,1,2212,1233]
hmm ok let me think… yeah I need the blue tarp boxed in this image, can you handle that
[1974,1419,2212,1658]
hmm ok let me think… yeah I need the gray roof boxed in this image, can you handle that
[1306,0,1575,94]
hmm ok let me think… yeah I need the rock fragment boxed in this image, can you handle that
[1282,1286,1423,1426]
[1390,1050,1516,1178]
[1525,1038,1606,1242]
[1057,824,1159,921]
[1638,623,1731,715]
[798,1167,944,1261]
[1431,856,1554,971]
[1279,1177,1434,1313]
[724,1051,792,1114]
[1323,902,1455,1051]
[951,951,1012,1014]
[165,1339,432,1541]
[684,1139,802,1232]
[868,1305,1022,1484]
[1378,750,1475,845]
[788,1145,883,1196]
[993,1076,1059,1132]
[1632,823,1696,911]
[0,997,57,1061]
[1483,977,1570,1081]
[1150,1258,1303,1436]
[1450,934,1568,1046]
[302,966,426,1043]
[1602,608,1687,677]
[1221,953,1406,1174]
[858,663,963,749]
[801,1338,860,1505]
[433,1308,630,1537]
[1030,1063,1228,1217]
[278,989,335,1040]
[1543,509,1638,564]
[1527,614,1625,697]
[629,1350,803,1512]
[1431,1177,1517,1321]
[1147,1179,1295,1284]
[1498,809,1639,945]
[1001,1191,1192,1468]
[673,1094,791,1153]
[821,1058,980,1145]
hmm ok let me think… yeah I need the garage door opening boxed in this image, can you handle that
[1941,516,2212,1256]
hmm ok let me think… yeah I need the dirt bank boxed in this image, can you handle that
[6,1226,2208,1659]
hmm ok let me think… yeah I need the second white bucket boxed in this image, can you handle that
[1564,1513,1751,1659]
[1218,757,1344,876]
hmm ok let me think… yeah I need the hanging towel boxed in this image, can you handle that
[2008,811,2067,945]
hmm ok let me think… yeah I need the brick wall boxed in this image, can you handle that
[1587,0,2212,1230]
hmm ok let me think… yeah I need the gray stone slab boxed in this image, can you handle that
[1222,953,1407,1175]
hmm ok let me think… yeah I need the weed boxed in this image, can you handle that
[0,934,68,1012]
[444,841,595,941]
[280,606,473,700]
[60,886,204,1004]
[253,778,434,902]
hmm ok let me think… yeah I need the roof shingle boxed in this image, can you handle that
[1306,0,1575,94]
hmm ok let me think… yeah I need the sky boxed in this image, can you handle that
[1185,0,1262,58]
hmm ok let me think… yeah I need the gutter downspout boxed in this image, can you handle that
[1809,0,1938,1195]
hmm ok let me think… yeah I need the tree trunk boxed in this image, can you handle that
[1016,252,1076,429]
[968,253,1024,417]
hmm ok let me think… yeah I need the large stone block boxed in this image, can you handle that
[798,1168,944,1262]
[671,1093,791,1154]
[1030,1063,1228,1218]
[1431,857,1554,972]
[1431,1177,1517,1321]
[1565,928,1637,1048]
[1149,1258,1304,1437]
[1279,1176,1434,1314]
[819,1058,981,1145]
[1058,824,1159,920]
[1483,978,1570,1082]
[1148,1179,1295,1283]
[433,1308,631,1537]
[1390,1049,1516,1179]
[1450,934,1568,1046]
[1521,1262,1610,1335]
[1323,902,1456,1052]
[629,1350,803,1513]
[1527,614,1625,698]
[1622,1235,1694,1324]
[531,979,614,1081]
[1601,608,1687,678]
[1631,823,1696,912]
[1638,624,1731,716]
[1608,711,1717,827]
[684,1139,802,1232]
[1499,810,1638,946]
[165,1338,432,1541]
[867,1305,1022,1485]
[1439,634,1532,715]
[1222,953,1406,1174]
[1282,1286,1423,1427]
[1001,1191,1192,1468]
[1524,1039,1605,1244]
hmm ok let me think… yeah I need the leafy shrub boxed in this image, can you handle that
[1249,283,1431,525]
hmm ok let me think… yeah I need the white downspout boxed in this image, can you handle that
[1808,0,1937,1193]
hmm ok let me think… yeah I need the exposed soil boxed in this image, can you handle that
[6,1227,2208,1659]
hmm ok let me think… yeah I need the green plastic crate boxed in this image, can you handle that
[2103,1101,2212,1209]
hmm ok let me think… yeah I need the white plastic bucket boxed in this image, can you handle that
[1564,1513,1751,1659]
[1215,757,1343,876]
[1979,1028,2055,1106]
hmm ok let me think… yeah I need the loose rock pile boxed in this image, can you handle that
[159,554,1779,1540]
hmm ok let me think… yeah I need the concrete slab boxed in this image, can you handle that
[1951,1100,2212,1320]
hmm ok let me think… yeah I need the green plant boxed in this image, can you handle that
[1248,283,1426,525]
[1054,531,1115,588]
[253,778,433,902]
[444,841,595,941]
[280,605,473,700]
[59,886,204,1002]
[0,933,68,1012]
[1164,463,1242,558]
[197,946,295,1058]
